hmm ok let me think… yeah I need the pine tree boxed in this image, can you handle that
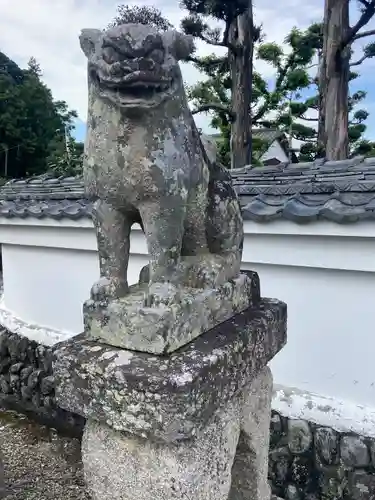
[318,0,375,159]
[180,0,257,168]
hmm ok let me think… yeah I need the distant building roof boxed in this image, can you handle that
[0,156,375,224]
[209,128,298,163]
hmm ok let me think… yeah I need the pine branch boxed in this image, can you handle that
[185,55,227,69]
[342,2,375,49]
[197,33,225,47]
[191,103,234,119]
[350,55,368,66]
[300,116,318,122]
[353,28,375,41]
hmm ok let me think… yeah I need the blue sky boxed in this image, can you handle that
[1,0,375,146]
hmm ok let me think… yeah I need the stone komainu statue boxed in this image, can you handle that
[80,23,244,304]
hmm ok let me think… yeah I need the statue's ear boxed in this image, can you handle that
[165,31,195,61]
[79,29,102,57]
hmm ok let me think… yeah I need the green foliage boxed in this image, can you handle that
[187,23,322,165]
[187,16,373,165]
[109,5,173,30]
[180,0,250,28]
[47,138,84,177]
[351,139,375,157]
[0,54,78,179]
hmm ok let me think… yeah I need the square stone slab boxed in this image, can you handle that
[84,271,257,355]
[54,288,287,443]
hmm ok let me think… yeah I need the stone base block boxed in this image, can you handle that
[53,295,286,442]
[82,367,273,500]
[83,271,258,355]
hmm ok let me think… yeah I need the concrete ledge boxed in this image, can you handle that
[269,385,375,500]
[0,297,78,347]
[272,385,375,438]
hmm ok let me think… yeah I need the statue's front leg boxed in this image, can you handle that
[91,199,131,302]
[139,196,186,307]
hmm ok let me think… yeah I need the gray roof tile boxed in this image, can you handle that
[231,156,375,223]
[0,176,91,220]
[1,157,375,224]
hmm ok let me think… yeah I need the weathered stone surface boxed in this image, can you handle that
[350,471,375,500]
[318,463,348,500]
[269,446,291,486]
[288,420,313,454]
[341,435,370,468]
[270,410,284,447]
[229,367,273,500]
[268,413,375,500]
[285,484,302,500]
[41,375,55,395]
[54,298,286,442]
[84,408,239,500]
[81,368,273,500]
[85,271,255,354]
[291,457,311,486]
[315,426,338,465]
[80,22,245,353]
[0,327,84,435]
[369,439,375,466]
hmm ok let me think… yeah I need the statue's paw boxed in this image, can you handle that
[90,277,127,303]
[143,282,182,308]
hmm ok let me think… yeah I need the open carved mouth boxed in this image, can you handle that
[96,70,173,102]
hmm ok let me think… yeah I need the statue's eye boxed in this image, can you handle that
[102,46,121,64]
[149,49,164,64]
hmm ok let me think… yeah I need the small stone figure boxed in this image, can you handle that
[81,23,243,298]
[80,23,249,353]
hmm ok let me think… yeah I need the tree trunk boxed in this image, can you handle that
[228,1,253,169]
[318,0,350,160]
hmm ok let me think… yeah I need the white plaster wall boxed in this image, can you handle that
[0,218,375,412]
[1,243,99,335]
[249,263,375,406]
[260,140,289,163]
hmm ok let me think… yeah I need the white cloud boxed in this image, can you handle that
[8,0,375,139]
[0,0,322,125]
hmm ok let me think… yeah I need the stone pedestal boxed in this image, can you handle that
[53,273,286,500]
[84,271,256,355]
[82,367,272,500]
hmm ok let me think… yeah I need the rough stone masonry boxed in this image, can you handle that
[53,21,287,500]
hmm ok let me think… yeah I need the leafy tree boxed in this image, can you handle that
[0,54,78,178]
[47,137,84,177]
[181,0,258,168]
[351,138,375,156]
[187,23,321,165]
[109,5,173,30]
[319,0,375,160]
[188,20,374,165]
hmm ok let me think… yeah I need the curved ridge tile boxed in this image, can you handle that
[320,199,368,223]
[242,198,284,222]
[282,198,320,223]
